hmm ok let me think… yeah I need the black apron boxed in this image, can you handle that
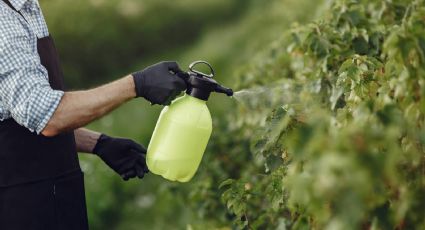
[0,0,89,229]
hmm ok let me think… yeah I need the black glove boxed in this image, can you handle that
[133,61,187,105]
[93,134,149,181]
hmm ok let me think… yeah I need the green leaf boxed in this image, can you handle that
[219,179,235,189]
[353,36,369,55]
[330,86,345,110]
[339,58,354,74]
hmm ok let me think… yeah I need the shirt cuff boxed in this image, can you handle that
[35,90,64,134]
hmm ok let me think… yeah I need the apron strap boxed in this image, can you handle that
[2,0,27,21]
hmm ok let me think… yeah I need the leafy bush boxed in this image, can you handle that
[190,0,425,229]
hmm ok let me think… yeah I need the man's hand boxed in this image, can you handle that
[133,61,187,105]
[93,134,149,181]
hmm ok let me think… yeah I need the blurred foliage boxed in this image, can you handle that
[41,0,248,88]
[41,0,424,229]
[216,0,425,229]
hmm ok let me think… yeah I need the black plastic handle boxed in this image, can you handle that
[189,61,215,78]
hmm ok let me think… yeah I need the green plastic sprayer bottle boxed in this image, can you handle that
[147,61,233,182]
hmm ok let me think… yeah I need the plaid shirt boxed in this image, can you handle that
[0,0,63,134]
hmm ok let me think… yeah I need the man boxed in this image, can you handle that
[0,0,187,229]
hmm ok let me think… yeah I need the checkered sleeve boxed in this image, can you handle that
[0,14,64,134]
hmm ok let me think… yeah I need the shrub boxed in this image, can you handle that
[197,0,425,229]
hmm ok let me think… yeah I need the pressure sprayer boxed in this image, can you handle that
[146,61,233,182]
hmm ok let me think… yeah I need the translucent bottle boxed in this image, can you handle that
[146,61,233,182]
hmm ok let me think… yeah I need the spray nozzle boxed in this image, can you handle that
[179,61,233,101]
[215,85,234,96]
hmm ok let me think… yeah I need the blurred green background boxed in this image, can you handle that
[40,0,320,229]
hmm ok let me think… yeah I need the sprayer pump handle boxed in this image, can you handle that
[189,61,215,78]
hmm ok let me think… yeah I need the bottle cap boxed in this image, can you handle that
[178,61,233,101]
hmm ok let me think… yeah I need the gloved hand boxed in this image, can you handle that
[133,61,187,105]
[93,134,149,181]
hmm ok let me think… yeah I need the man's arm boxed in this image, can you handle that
[42,61,186,137]
[74,128,101,153]
[41,76,135,137]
